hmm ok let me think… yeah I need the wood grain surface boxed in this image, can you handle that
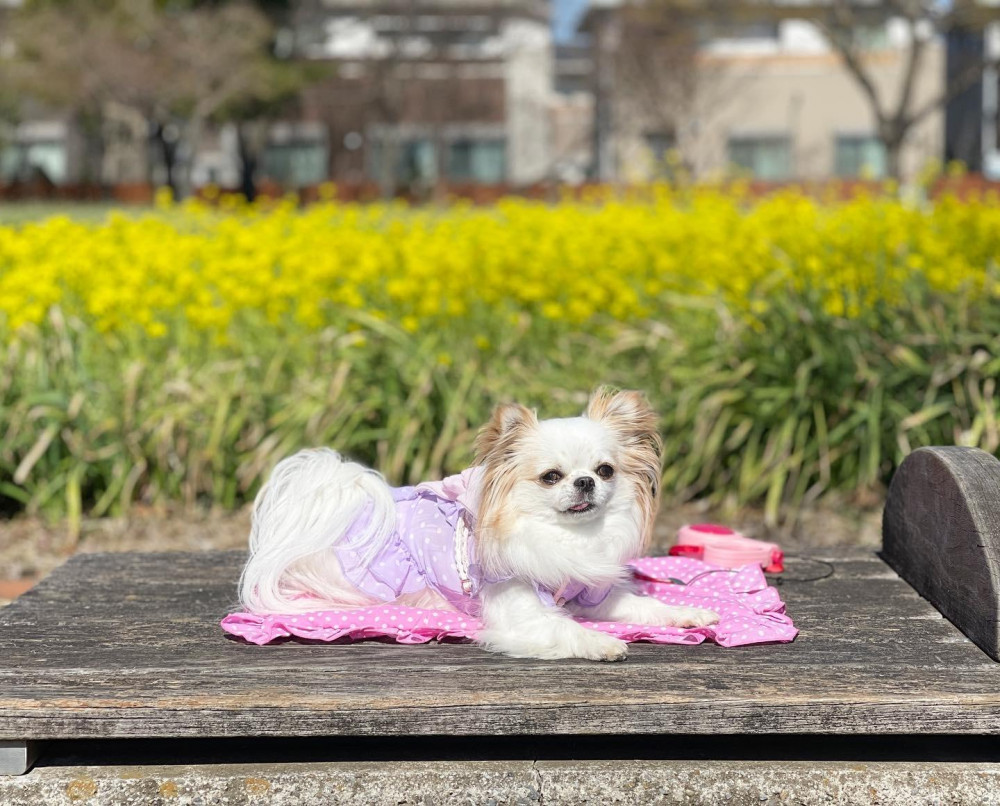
[882,446,1000,661]
[1,548,999,741]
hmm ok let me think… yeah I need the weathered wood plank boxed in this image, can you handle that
[0,556,971,672]
[0,579,935,625]
[5,549,892,603]
[0,602,971,670]
[0,553,919,620]
[2,548,999,741]
[0,625,983,675]
[882,446,1000,661]
[4,695,1000,739]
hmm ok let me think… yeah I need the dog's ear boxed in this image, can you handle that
[475,403,537,463]
[585,388,660,458]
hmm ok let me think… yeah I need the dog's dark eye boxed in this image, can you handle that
[596,464,615,480]
[540,470,563,485]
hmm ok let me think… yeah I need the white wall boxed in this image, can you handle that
[503,18,554,184]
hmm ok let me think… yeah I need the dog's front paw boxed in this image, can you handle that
[662,606,719,628]
[578,630,629,662]
[479,626,629,661]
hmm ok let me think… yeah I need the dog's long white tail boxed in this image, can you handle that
[239,448,396,613]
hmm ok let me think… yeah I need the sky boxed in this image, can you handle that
[552,0,589,42]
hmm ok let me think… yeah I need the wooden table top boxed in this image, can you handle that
[1,548,999,741]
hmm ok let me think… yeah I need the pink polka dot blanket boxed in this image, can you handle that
[221,555,797,648]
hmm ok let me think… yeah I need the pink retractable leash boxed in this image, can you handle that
[670,523,784,573]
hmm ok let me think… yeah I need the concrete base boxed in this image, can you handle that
[3,759,1000,805]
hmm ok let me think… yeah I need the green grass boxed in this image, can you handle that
[3,285,998,536]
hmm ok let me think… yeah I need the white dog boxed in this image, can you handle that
[239,388,717,661]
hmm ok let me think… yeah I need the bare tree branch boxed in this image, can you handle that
[814,17,887,125]
[892,14,927,127]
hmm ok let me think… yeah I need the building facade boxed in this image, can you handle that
[2,0,563,193]
[3,0,983,193]
[287,0,554,190]
[583,5,945,184]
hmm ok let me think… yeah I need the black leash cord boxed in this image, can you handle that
[665,555,835,586]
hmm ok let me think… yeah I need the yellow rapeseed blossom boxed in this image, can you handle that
[1,187,999,342]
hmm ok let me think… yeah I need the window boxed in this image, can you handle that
[447,139,505,183]
[728,135,792,180]
[0,141,68,184]
[724,21,779,40]
[369,138,438,186]
[261,141,329,187]
[852,24,889,51]
[698,20,779,46]
[643,131,678,178]
[644,131,675,161]
[0,144,19,180]
[834,135,887,178]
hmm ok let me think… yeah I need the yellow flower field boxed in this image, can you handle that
[2,187,998,341]
[2,186,1000,527]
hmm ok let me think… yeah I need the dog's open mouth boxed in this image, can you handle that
[566,502,595,514]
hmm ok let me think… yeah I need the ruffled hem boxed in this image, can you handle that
[222,555,798,648]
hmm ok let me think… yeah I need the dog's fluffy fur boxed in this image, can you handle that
[239,388,717,661]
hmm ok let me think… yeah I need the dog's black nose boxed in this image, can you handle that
[574,476,595,492]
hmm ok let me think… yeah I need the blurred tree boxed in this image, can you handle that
[8,0,323,196]
[614,3,700,178]
[0,8,24,168]
[0,90,20,183]
[606,3,751,182]
[684,0,1000,181]
[3,1,124,184]
[212,58,329,201]
[801,0,1000,181]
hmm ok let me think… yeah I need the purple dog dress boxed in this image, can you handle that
[221,468,799,649]
[331,467,613,615]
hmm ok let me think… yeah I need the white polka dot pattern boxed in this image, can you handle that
[221,557,798,648]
